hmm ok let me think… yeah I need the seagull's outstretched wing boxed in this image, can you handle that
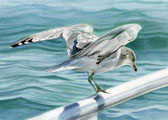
[10,24,98,57]
[72,24,141,64]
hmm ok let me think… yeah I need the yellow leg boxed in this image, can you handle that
[88,73,97,92]
[88,73,109,94]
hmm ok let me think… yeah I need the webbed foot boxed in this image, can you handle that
[96,87,109,94]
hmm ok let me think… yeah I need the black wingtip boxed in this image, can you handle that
[10,44,17,48]
[10,37,33,48]
[10,43,20,48]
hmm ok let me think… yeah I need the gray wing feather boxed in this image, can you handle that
[11,27,64,47]
[11,24,98,57]
[72,24,141,63]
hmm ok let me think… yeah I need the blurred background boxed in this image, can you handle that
[0,0,168,119]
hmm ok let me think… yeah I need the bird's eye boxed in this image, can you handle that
[123,52,128,56]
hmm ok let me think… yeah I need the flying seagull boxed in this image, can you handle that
[11,23,141,93]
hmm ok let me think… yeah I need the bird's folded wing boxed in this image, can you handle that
[10,24,98,57]
[72,24,141,63]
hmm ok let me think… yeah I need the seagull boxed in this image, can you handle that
[11,23,141,93]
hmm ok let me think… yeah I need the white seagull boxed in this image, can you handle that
[11,23,141,93]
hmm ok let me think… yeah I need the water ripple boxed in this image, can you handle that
[1,0,168,120]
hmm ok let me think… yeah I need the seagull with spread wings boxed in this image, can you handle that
[11,23,141,93]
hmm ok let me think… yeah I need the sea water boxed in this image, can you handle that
[0,0,168,120]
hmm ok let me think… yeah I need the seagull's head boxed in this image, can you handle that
[120,47,137,72]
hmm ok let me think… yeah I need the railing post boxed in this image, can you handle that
[29,68,168,120]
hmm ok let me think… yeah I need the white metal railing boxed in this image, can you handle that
[29,68,168,120]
